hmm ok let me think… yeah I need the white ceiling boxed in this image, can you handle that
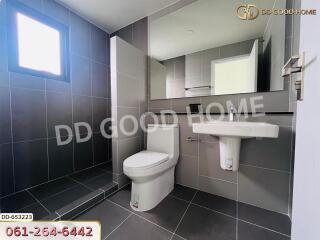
[56,0,179,33]
[150,0,276,61]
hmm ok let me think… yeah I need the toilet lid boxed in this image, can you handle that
[124,151,169,169]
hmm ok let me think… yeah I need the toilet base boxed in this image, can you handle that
[130,167,175,212]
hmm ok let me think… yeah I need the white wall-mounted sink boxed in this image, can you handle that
[192,121,279,171]
[193,121,279,138]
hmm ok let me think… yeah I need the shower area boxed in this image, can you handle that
[0,0,147,220]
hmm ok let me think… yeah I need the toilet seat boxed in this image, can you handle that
[124,151,169,171]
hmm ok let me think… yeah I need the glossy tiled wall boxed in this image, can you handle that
[0,0,111,197]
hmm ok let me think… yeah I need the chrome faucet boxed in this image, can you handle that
[229,106,236,121]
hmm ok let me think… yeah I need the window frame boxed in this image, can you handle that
[7,0,70,82]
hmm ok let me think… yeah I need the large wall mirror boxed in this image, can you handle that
[149,0,287,100]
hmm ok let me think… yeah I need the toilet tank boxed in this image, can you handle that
[147,124,179,162]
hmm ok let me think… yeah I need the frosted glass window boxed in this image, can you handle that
[17,13,61,75]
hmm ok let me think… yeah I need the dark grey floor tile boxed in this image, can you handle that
[108,185,131,210]
[0,191,36,213]
[70,166,106,183]
[77,200,130,239]
[137,195,189,232]
[81,172,113,191]
[107,214,172,240]
[192,191,236,217]
[170,184,197,202]
[40,185,91,212]
[14,203,49,220]
[238,220,290,240]
[58,190,104,220]
[29,177,78,200]
[176,204,236,240]
[238,202,291,235]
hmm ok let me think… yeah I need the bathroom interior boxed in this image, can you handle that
[0,0,305,239]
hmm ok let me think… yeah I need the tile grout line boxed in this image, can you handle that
[69,197,106,220]
[8,71,16,193]
[190,202,237,220]
[106,199,176,236]
[238,219,291,238]
[44,78,50,181]
[90,29,95,168]
[168,195,191,204]
[69,8,75,173]
[57,190,104,217]
[104,213,133,239]
[26,189,51,214]
[169,191,198,240]
[66,176,94,192]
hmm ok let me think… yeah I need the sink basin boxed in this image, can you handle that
[192,121,279,171]
[192,121,279,138]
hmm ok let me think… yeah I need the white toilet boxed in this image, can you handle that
[123,124,179,211]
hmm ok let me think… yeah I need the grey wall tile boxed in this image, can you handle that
[92,98,108,133]
[10,72,45,90]
[198,176,237,201]
[132,18,148,54]
[46,78,71,93]
[243,114,293,126]
[148,99,171,111]
[48,137,73,179]
[0,86,11,144]
[18,0,43,12]
[201,94,239,114]
[72,95,93,135]
[179,124,198,157]
[240,126,292,171]
[0,26,9,86]
[71,55,91,96]
[117,137,141,174]
[176,154,198,189]
[74,135,93,171]
[199,141,237,183]
[93,133,109,165]
[42,0,69,25]
[91,26,107,64]
[11,88,46,141]
[0,1,6,27]
[0,143,14,197]
[116,72,141,108]
[92,62,109,98]
[70,12,91,58]
[14,139,48,191]
[237,91,289,113]
[238,165,289,214]
[46,91,72,138]
[116,25,133,44]
[220,40,254,58]
[115,107,141,140]
[171,97,201,113]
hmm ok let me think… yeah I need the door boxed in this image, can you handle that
[291,1,320,240]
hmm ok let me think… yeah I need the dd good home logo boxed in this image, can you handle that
[237,4,259,20]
